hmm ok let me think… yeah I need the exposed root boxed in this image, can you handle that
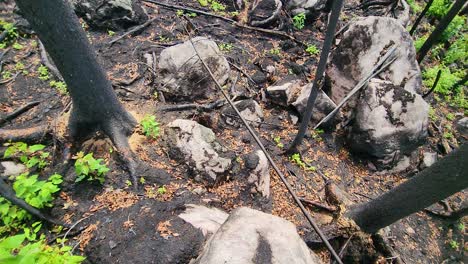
[0,101,40,127]
[0,124,50,143]
[249,0,282,27]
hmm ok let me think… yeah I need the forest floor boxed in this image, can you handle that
[0,0,466,263]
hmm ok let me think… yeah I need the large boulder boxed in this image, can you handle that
[349,79,429,168]
[178,204,229,237]
[158,37,230,101]
[165,119,232,185]
[326,16,422,107]
[73,0,148,30]
[326,16,428,168]
[192,207,322,264]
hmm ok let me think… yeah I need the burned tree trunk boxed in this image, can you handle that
[347,144,468,233]
[15,0,136,144]
[417,0,465,63]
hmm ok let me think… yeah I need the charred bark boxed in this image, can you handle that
[417,0,465,63]
[347,144,468,233]
[15,0,137,143]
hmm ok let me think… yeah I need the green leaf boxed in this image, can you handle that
[28,144,45,153]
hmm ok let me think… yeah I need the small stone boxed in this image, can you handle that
[456,117,468,136]
[192,187,206,195]
[420,152,437,169]
[109,240,117,249]
[0,161,27,177]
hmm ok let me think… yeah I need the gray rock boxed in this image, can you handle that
[292,84,339,126]
[245,150,270,198]
[178,204,229,237]
[73,0,148,30]
[166,119,232,185]
[158,37,230,101]
[0,161,27,177]
[221,99,264,127]
[287,0,328,16]
[349,79,429,168]
[326,16,422,108]
[420,152,438,169]
[362,0,411,27]
[192,207,322,264]
[456,117,468,136]
[266,78,302,106]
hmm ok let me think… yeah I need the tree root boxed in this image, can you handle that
[0,101,40,127]
[0,124,50,143]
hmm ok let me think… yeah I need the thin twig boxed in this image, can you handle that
[222,113,288,128]
[409,0,435,36]
[159,99,226,112]
[61,216,89,247]
[185,27,343,264]
[108,17,157,45]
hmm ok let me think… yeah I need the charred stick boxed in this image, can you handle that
[108,17,158,45]
[0,101,40,127]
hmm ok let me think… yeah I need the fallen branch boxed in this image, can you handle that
[313,46,397,129]
[108,17,158,45]
[186,27,344,264]
[222,113,288,129]
[299,198,337,212]
[159,99,226,112]
[0,101,40,127]
[143,0,305,46]
[39,40,63,81]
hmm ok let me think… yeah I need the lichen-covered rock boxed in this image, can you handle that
[287,0,329,16]
[326,16,422,107]
[221,99,264,127]
[73,0,148,30]
[349,79,429,168]
[165,119,232,185]
[244,150,270,198]
[192,207,322,264]
[158,37,230,101]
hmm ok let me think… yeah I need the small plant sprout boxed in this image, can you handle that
[139,177,146,184]
[449,240,459,250]
[140,115,160,139]
[269,48,281,55]
[290,153,316,171]
[219,43,233,52]
[292,13,306,30]
[125,180,132,187]
[158,186,167,195]
[446,112,455,121]
[12,42,23,50]
[273,136,284,148]
[73,151,109,184]
[176,10,184,16]
[2,70,11,79]
[50,80,68,95]
[306,44,319,55]
[107,30,115,36]
[37,65,50,81]
[457,222,465,231]
[428,107,438,121]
